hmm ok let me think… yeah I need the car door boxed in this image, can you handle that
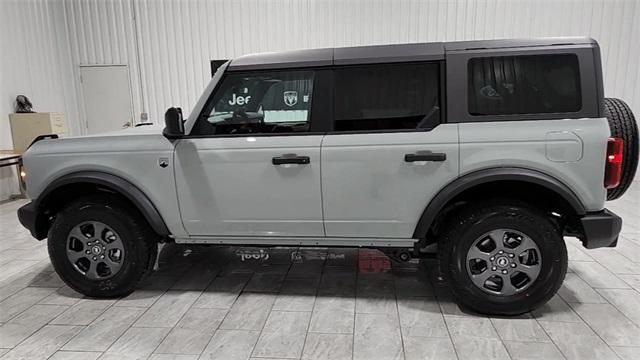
[174,69,325,237]
[321,62,459,239]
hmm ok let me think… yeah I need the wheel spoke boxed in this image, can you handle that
[518,263,541,279]
[500,275,518,296]
[66,250,85,263]
[488,229,506,250]
[69,226,89,242]
[470,269,493,288]
[91,221,107,241]
[85,261,100,279]
[105,258,122,273]
[514,235,537,253]
[467,245,491,261]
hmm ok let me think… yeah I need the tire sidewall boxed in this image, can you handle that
[48,201,148,297]
[447,206,567,314]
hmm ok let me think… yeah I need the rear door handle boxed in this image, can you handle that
[404,152,447,162]
[272,154,310,165]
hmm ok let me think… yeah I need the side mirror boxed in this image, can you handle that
[163,107,184,138]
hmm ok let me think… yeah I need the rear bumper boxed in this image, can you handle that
[579,209,622,249]
[17,201,46,240]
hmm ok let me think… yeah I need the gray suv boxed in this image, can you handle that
[18,37,638,315]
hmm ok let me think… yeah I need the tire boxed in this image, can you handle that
[439,201,567,316]
[604,97,639,200]
[48,194,156,298]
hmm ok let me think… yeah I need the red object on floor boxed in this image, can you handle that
[358,249,391,273]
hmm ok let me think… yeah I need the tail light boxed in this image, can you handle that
[604,138,624,189]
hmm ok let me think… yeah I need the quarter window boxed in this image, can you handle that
[333,63,441,131]
[192,70,314,135]
[468,54,581,116]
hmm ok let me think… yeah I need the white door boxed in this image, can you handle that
[80,66,134,134]
[321,62,459,239]
[174,68,324,237]
[174,136,324,236]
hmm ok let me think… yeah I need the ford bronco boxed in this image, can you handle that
[18,37,638,315]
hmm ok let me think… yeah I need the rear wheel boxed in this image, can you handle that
[604,97,638,200]
[48,194,156,298]
[439,201,567,315]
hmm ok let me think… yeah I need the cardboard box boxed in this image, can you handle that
[8,112,66,153]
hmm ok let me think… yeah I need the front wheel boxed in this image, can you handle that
[439,201,567,315]
[48,195,156,298]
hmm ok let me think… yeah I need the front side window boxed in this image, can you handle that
[192,70,314,135]
[468,54,581,116]
[333,62,441,131]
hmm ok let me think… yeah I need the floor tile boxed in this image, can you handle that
[355,294,397,314]
[219,292,275,331]
[491,317,551,343]
[308,296,355,334]
[450,335,510,360]
[104,326,170,358]
[569,302,640,346]
[62,306,146,352]
[0,304,68,348]
[397,297,448,338]
[38,286,85,306]
[531,295,582,322]
[611,346,640,360]
[596,288,640,326]
[403,336,457,360]
[445,316,499,339]
[192,276,249,309]
[200,329,260,360]
[50,299,115,326]
[588,249,639,275]
[49,350,102,359]
[302,333,352,360]
[503,341,565,360]
[558,272,608,303]
[134,290,201,328]
[252,311,311,358]
[1,324,82,360]
[149,355,199,360]
[569,261,630,289]
[539,320,620,360]
[353,313,403,360]
[154,308,227,354]
[0,286,57,322]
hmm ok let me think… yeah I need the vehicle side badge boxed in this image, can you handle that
[159,157,169,168]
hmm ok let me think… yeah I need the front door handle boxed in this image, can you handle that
[272,154,310,165]
[404,152,447,162]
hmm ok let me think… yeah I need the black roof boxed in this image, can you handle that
[227,37,597,71]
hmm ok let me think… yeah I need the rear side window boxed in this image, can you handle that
[333,62,441,131]
[468,54,581,116]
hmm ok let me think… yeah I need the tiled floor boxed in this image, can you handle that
[0,183,638,360]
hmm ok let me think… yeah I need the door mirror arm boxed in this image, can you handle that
[163,107,185,138]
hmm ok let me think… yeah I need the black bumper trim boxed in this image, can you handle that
[18,201,46,240]
[579,209,622,249]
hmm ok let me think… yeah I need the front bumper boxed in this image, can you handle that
[579,209,622,249]
[17,201,47,240]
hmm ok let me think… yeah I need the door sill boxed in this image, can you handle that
[173,235,416,247]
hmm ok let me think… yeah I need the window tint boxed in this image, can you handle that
[334,63,441,131]
[192,70,314,135]
[468,54,581,116]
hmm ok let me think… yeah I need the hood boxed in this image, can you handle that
[68,123,165,139]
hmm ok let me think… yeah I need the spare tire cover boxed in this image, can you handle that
[604,97,639,200]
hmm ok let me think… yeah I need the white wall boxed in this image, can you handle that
[1,0,639,200]
[0,0,78,200]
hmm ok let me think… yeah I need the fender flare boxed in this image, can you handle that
[412,167,587,239]
[34,171,170,238]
